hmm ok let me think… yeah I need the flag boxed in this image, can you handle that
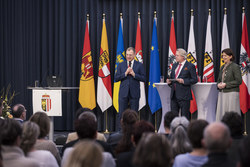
[97,17,112,112]
[203,10,215,82]
[135,14,146,111]
[187,12,197,114]
[113,16,125,112]
[220,10,230,67]
[168,14,177,76]
[148,16,162,114]
[240,10,250,114]
[78,18,96,109]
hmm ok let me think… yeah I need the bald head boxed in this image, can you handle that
[12,104,26,120]
[203,122,231,153]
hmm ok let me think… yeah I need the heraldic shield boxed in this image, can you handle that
[41,94,51,112]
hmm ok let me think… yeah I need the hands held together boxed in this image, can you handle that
[217,82,226,89]
[125,67,135,77]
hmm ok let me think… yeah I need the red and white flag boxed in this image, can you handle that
[203,10,215,82]
[97,17,112,112]
[168,14,177,76]
[135,14,146,111]
[240,11,250,114]
[187,12,197,114]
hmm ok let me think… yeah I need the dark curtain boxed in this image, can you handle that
[1,0,250,132]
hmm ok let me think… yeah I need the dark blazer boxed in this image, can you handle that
[170,61,197,101]
[115,61,146,98]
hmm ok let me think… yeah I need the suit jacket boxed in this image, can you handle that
[115,61,146,98]
[170,61,197,101]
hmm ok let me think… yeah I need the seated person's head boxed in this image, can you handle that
[203,122,231,153]
[12,104,26,120]
[221,112,243,138]
[121,109,139,129]
[74,111,97,139]
[1,119,22,146]
[170,116,192,157]
[20,121,40,155]
[188,119,208,149]
[132,120,155,146]
[65,140,103,167]
[238,135,250,167]
[164,111,178,133]
[133,133,172,167]
[29,112,50,139]
[75,107,92,120]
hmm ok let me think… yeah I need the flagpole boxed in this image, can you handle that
[190,9,193,120]
[242,7,248,136]
[102,13,110,134]
[138,11,141,121]
[172,10,174,19]
[154,10,157,133]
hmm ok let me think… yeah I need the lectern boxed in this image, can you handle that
[27,87,79,140]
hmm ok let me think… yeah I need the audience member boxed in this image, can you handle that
[202,122,236,167]
[107,109,138,152]
[133,133,173,167]
[61,112,115,167]
[30,112,61,165]
[221,112,244,162]
[66,107,106,143]
[116,120,155,167]
[20,121,58,167]
[164,111,178,138]
[64,140,103,167]
[115,109,139,155]
[173,119,209,167]
[1,119,39,167]
[170,116,192,157]
[12,104,26,124]
[238,135,250,167]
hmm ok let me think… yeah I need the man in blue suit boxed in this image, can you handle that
[167,48,197,120]
[115,47,146,122]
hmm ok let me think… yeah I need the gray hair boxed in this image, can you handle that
[170,117,192,157]
[203,122,231,153]
[126,47,136,54]
[176,48,187,59]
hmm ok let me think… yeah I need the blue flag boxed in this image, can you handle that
[113,18,125,112]
[148,18,162,114]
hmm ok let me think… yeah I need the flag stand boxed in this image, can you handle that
[243,113,248,136]
[104,110,109,133]
[155,112,157,133]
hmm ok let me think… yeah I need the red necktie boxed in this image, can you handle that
[175,63,182,78]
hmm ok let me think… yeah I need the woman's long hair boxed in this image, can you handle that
[115,109,138,154]
[170,117,192,157]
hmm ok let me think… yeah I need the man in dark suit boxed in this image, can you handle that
[167,48,197,120]
[115,47,146,123]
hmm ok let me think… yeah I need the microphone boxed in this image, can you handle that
[129,61,131,67]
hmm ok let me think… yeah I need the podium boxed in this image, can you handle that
[27,87,79,140]
[155,83,171,133]
[191,83,218,123]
